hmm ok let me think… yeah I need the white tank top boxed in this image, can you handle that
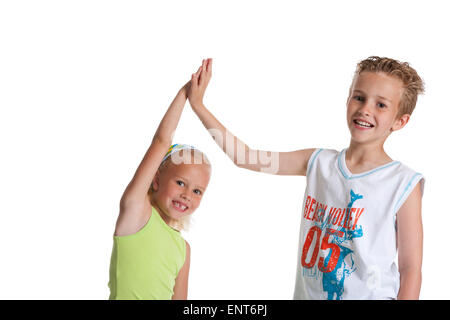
[293,148,424,300]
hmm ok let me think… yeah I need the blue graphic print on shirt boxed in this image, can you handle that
[302,189,364,300]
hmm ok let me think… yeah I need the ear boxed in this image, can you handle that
[152,170,161,192]
[391,113,410,132]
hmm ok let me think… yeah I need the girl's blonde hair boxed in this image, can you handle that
[353,56,425,116]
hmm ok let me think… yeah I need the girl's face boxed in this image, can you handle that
[346,71,409,146]
[152,160,211,225]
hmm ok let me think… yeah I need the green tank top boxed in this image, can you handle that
[108,206,186,300]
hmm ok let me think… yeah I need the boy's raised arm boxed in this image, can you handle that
[188,58,315,176]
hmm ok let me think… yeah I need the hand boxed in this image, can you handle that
[178,80,191,100]
[188,58,212,109]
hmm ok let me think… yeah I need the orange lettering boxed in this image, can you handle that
[352,208,364,230]
[304,196,312,218]
[307,198,316,220]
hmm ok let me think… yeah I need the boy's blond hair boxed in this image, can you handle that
[353,56,425,116]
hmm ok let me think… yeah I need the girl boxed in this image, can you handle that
[108,68,211,300]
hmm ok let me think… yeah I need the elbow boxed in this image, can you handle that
[398,268,422,300]
[119,195,131,209]
[152,135,171,147]
[399,266,422,279]
[120,193,142,209]
[233,145,251,169]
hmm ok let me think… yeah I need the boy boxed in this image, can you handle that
[187,57,424,300]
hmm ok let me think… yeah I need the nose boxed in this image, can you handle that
[358,101,372,116]
[180,193,190,202]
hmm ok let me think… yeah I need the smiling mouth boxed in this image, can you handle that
[353,119,374,128]
[172,200,188,212]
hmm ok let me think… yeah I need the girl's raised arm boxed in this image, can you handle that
[121,81,190,204]
[189,59,315,176]
[115,74,199,236]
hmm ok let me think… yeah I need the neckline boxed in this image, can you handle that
[152,206,181,234]
[338,148,399,180]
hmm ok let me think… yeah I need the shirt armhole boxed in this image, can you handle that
[394,173,425,216]
[306,148,323,177]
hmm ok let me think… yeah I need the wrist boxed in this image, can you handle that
[190,101,205,110]
[177,88,188,100]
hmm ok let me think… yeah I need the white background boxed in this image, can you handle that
[1,0,449,299]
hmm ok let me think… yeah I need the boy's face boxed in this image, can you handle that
[346,71,410,145]
[152,160,211,224]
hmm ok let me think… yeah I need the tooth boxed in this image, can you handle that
[356,120,371,127]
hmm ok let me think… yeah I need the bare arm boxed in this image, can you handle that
[172,241,191,300]
[396,182,423,300]
[114,79,195,236]
[189,59,315,176]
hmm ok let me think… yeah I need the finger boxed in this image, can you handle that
[195,65,202,77]
[191,73,198,88]
[203,58,212,82]
[206,58,213,75]
[191,67,202,86]
[195,65,203,85]
[199,59,208,85]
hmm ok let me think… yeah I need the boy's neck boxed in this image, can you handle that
[345,140,393,173]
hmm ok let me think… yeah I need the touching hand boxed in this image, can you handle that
[188,58,212,109]
[177,80,192,100]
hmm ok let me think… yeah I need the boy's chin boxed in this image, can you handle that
[349,134,387,146]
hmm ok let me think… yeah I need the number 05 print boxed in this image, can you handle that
[301,226,340,273]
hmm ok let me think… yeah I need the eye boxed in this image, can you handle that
[176,180,185,187]
[377,102,387,108]
[353,95,364,102]
[193,189,202,195]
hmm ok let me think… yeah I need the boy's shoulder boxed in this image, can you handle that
[392,159,425,195]
[382,155,424,181]
[307,148,341,166]
[305,148,338,176]
[309,148,424,180]
[392,159,420,174]
[308,147,339,160]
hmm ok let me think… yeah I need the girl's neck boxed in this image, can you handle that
[150,198,178,229]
